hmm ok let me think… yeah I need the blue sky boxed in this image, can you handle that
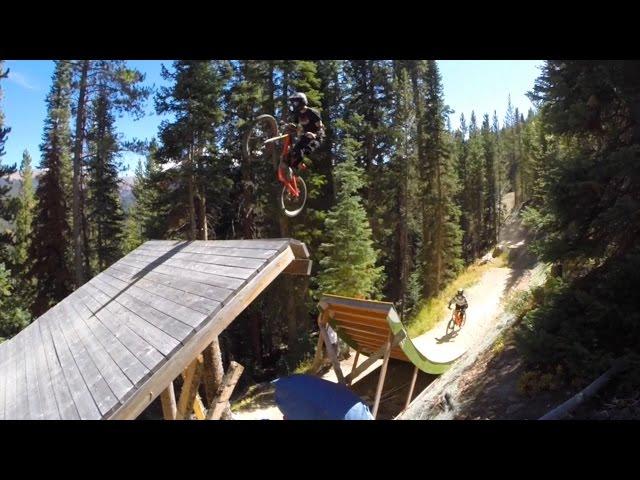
[1,60,543,176]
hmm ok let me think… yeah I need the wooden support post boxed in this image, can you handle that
[347,351,360,386]
[319,324,344,384]
[310,313,325,373]
[177,356,204,420]
[193,396,207,420]
[404,365,419,411]
[345,332,404,385]
[160,382,177,420]
[372,335,393,419]
[206,361,245,420]
[202,343,218,405]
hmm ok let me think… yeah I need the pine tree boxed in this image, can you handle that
[0,262,30,340]
[129,141,166,243]
[317,137,383,298]
[0,61,17,264]
[86,86,125,272]
[466,111,485,258]
[13,150,37,277]
[29,61,74,317]
[418,61,463,295]
[388,62,418,316]
[156,60,232,241]
[481,114,498,247]
[70,60,149,286]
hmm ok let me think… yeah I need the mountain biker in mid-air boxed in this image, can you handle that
[448,289,468,323]
[279,92,325,179]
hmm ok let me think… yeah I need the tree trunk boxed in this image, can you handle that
[72,60,89,287]
[187,147,197,241]
[398,155,409,320]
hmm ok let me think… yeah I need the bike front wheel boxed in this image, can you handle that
[281,176,307,217]
[242,114,279,166]
[446,318,456,336]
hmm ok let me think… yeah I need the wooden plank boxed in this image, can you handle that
[282,259,312,276]
[23,324,45,419]
[333,324,392,341]
[89,276,194,343]
[83,282,181,358]
[117,256,244,291]
[331,311,393,330]
[176,357,204,420]
[0,340,11,420]
[160,382,177,420]
[41,313,101,419]
[0,340,5,419]
[326,304,391,319]
[206,361,244,420]
[75,286,165,370]
[105,266,221,315]
[96,272,208,329]
[48,304,118,416]
[135,243,279,259]
[287,239,310,259]
[126,252,256,281]
[66,291,149,386]
[31,319,61,419]
[2,332,18,419]
[143,239,289,251]
[60,300,134,403]
[14,330,29,419]
[38,320,80,419]
[134,247,267,270]
[109,245,296,419]
[111,260,235,302]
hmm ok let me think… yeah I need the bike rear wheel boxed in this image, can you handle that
[281,176,307,217]
[242,114,279,167]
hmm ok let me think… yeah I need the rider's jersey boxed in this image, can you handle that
[292,107,324,139]
[450,294,468,309]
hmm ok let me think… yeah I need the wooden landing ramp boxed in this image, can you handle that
[0,238,310,420]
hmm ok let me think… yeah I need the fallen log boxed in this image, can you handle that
[539,360,627,420]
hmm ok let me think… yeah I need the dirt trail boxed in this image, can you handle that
[412,267,512,365]
[399,212,546,419]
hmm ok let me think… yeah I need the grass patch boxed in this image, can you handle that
[230,383,275,412]
[407,254,507,338]
[492,334,506,355]
[293,354,315,374]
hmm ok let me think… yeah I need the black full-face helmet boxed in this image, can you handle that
[288,92,308,113]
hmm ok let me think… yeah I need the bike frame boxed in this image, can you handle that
[274,130,301,198]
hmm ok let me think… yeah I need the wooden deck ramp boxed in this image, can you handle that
[0,238,310,420]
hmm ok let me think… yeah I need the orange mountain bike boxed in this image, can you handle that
[242,114,308,218]
[446,308,467,335]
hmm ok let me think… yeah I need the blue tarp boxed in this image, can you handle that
[273,374,374,420]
